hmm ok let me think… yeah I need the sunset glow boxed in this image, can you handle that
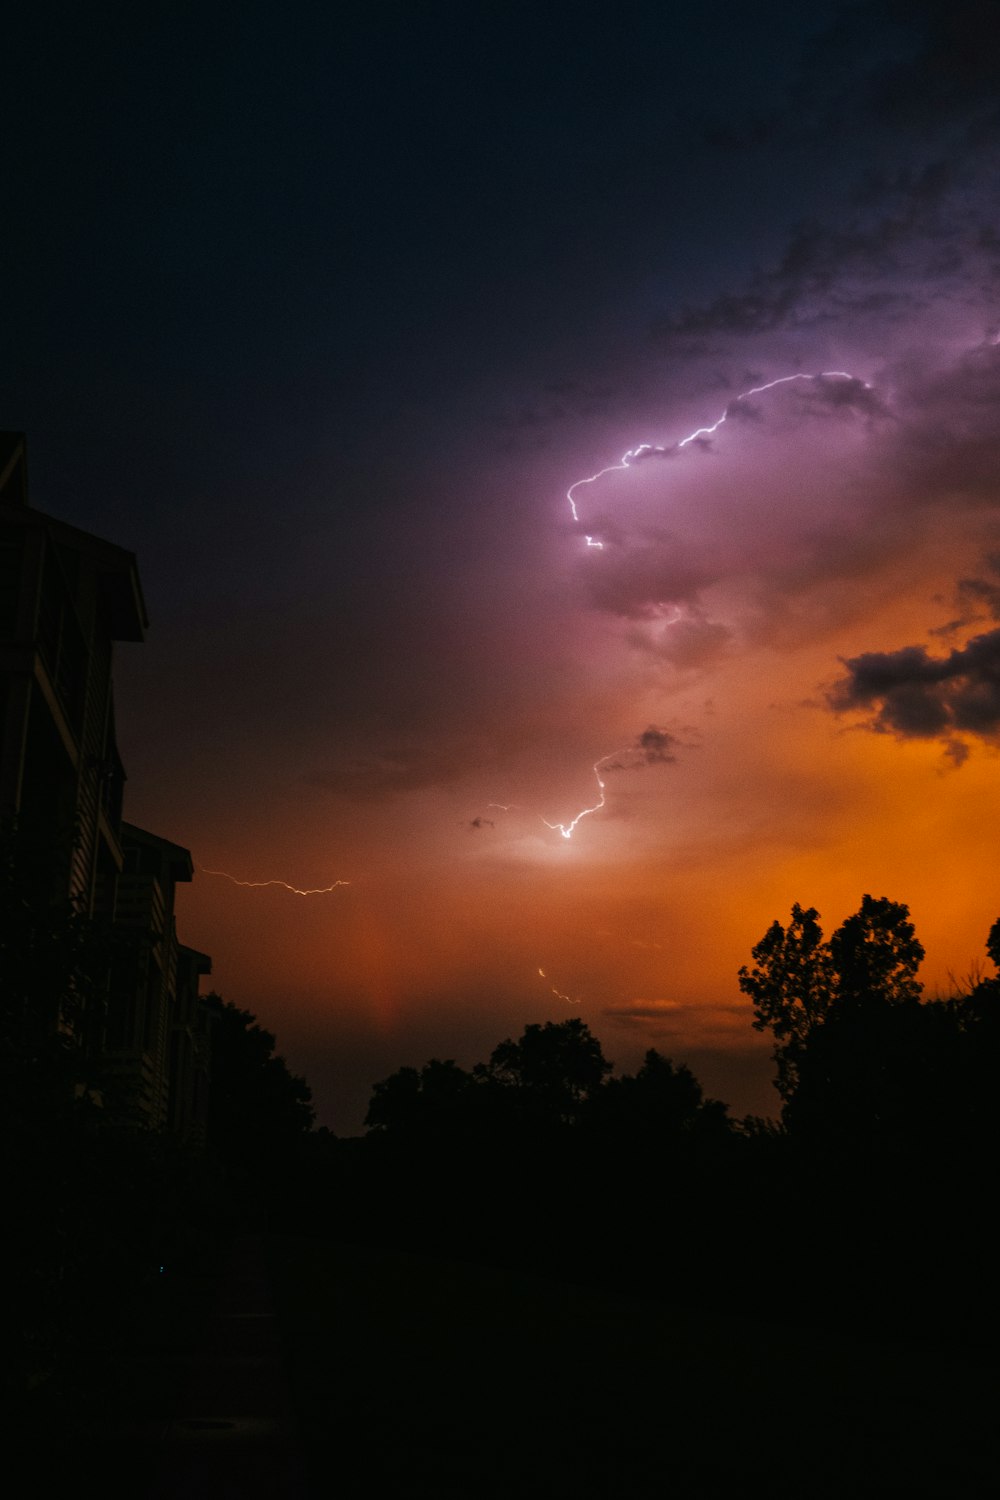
[7,2,1000,1133]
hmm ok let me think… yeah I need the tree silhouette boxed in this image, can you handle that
[206,997,314,1179]
[365,1058,475,1137]
[740,895,927,1129]
[827,894,924,1009]
[737,902,833,1101]
[592,1049,729,1144]
[953,919,1000,1148]
[986,916,1000,974]
[478,1018,611,1127]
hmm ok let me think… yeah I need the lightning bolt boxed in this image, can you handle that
[539,735,669,840]
[541,757,611,841]
[547,371,871,838]
[199,866,350,895]
[537,967,580,1005]
[567,371,868,536]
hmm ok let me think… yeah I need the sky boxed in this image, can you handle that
[4,1,1000,1131]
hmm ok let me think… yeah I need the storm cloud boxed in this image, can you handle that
[829,627,1000,744]
[602,725,682,771]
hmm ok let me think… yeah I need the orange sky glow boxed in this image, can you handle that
[123,326,1000,1131]
[13,5,1000,1133]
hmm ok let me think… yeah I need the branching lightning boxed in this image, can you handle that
[199,866,350,895]
[548,371,871,840]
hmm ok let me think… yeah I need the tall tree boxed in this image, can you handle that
[737,903,833,1102]
[740,895,924,1110]
[827,894,924,1009]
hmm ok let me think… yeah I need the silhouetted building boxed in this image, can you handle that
[170,942,214,1140]
[105,824,204,1129]
[0,431,213,1135]
[0,431,144,912]
[171,945,214,1146]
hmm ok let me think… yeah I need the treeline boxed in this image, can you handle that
[313,895,999,1351]
[355,894,999,1156]
[740,894,1000,1149]
[8,884,999,1420]
[365,1020,729,1145]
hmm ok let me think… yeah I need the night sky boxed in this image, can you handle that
[5,1,1000,1132]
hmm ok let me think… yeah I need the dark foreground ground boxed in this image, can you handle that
[269,1235,996,1499]
[22,1230,999,1498]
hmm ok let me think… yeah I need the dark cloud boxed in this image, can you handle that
[636,725,679,764]
[467,816,495,831]
[956,554,1000,621]
[959,577,1000,621]
[932,559,1000,635]
[652,214,939,348]
[829,626,1000,744]
[603,726,681,771]
[655,24,1000,364]
[943,738,970,768]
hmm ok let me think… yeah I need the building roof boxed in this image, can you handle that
[121,822,195,882]
[0,430,149,641]
[178,944,213,975]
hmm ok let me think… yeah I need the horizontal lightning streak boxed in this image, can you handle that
[199,866,350,896]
